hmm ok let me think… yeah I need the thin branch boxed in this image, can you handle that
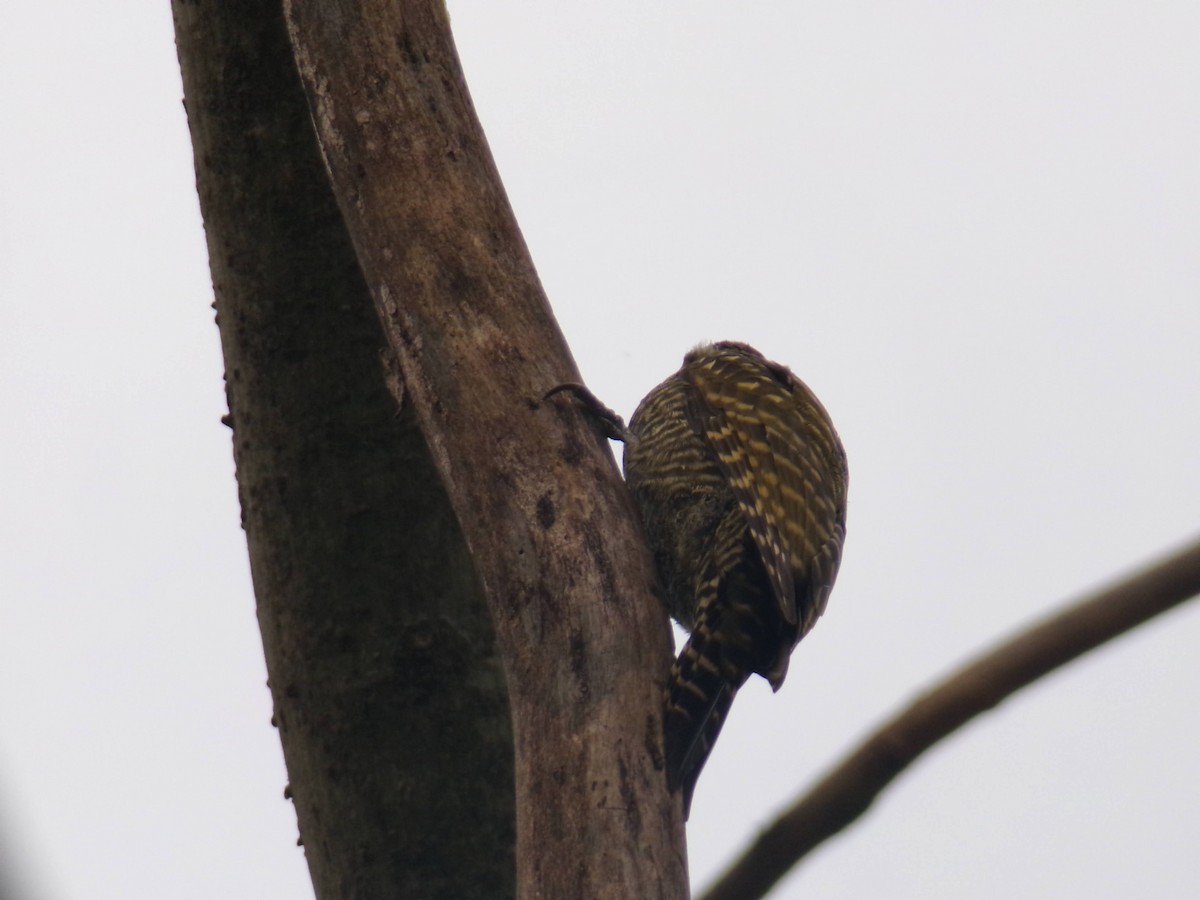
[701,535,1200,900]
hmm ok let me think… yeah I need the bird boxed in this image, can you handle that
[621,341,848,816]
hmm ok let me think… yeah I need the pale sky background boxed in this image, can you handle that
[2,2,1198,898]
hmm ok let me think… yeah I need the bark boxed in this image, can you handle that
[176,0,686,897]
[701,536,1200,900]
[173,3,515,897]
[279,2,685,896]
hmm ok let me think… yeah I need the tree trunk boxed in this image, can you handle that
[173,3,515,897]
[174,0,687,897]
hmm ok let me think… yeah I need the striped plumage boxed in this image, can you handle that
[623,342,848,816]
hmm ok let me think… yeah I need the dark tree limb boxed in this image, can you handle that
[701,536,1200,900]
[173,2,516,897]
[280,2,686,898]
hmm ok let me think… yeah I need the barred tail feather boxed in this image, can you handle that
[664,635,743,818]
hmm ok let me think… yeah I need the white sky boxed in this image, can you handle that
[2,2,1198,898]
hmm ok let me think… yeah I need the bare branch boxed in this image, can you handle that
[701,536,1200,900]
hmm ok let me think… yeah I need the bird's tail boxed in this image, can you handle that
[664,632,745,818]
[664,550,788,817]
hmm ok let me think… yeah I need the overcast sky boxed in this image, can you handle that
[2,2,1198,898]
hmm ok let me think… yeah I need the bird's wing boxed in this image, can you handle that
[685,349,845,635]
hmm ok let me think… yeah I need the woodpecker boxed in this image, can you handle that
[622,342,848,816]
